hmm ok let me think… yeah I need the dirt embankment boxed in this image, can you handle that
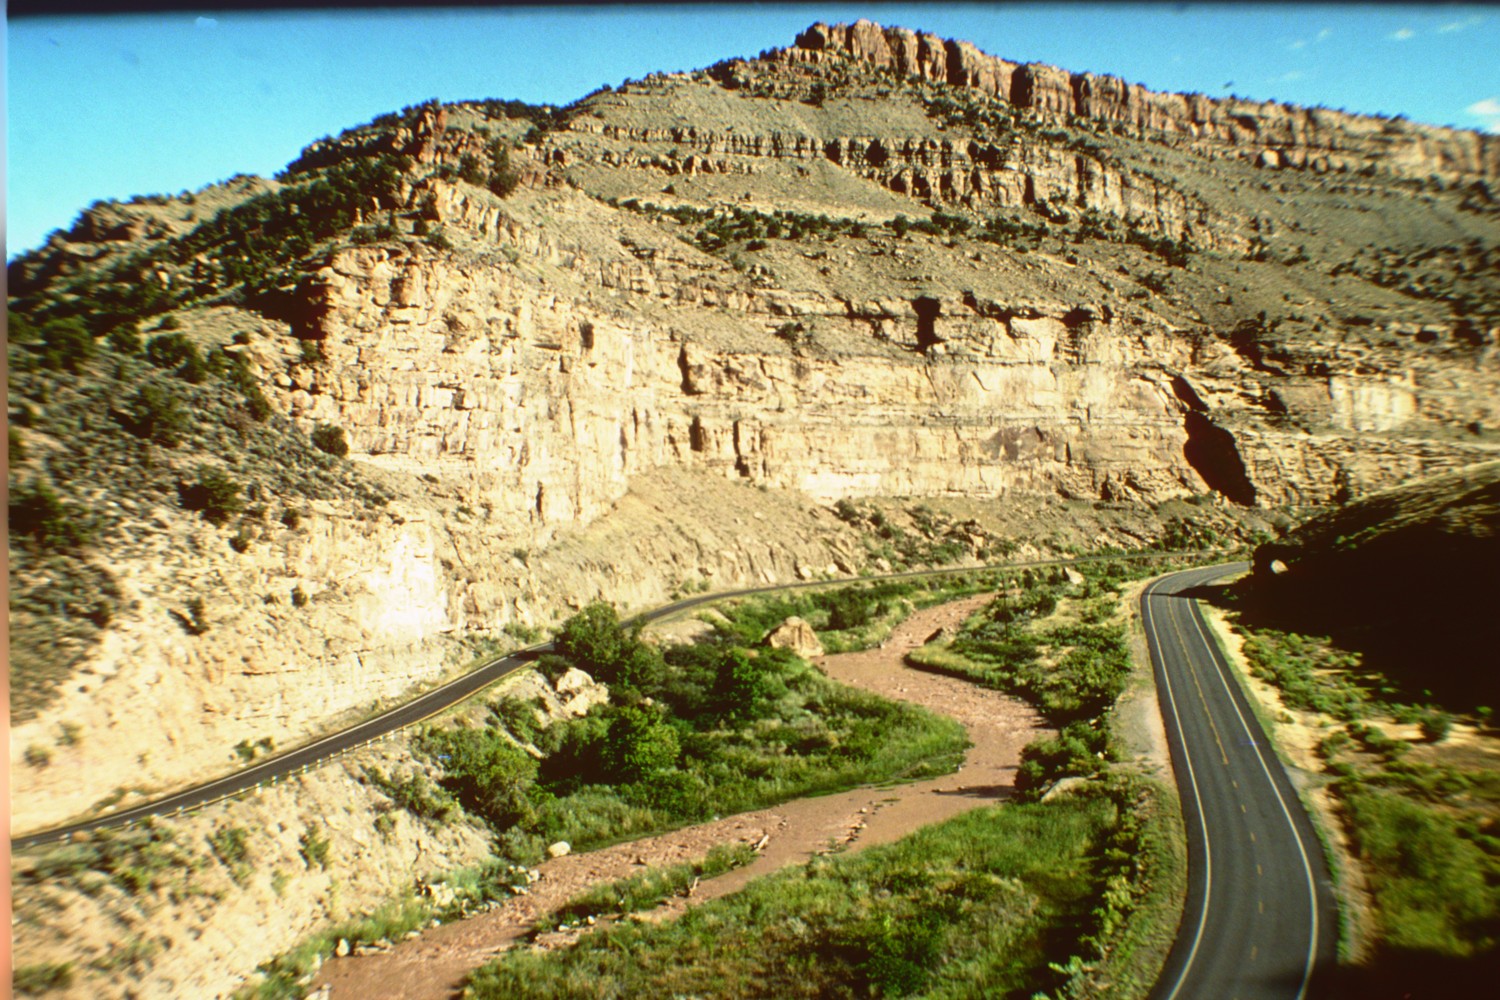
[313,594,1048,1000]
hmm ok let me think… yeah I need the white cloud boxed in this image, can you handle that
[1439,15,1483,33]
[1467,96,1500,133]
[1288,39,1307,51]
[1275,70,1307,84]
[1317,28,1332,41]
[1390,27,1415,41]
[195,16,217,29]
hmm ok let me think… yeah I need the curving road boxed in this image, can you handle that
[13,550,1196,851]
[1144,565,1339,1000]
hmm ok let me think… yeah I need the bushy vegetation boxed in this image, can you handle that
[9,478,94,550]
[615,199,868,253]
[13,962,76,994]
[178,466,246,525]
[310,423,349,457]
[396,600,967,868]
[19,820,203,898]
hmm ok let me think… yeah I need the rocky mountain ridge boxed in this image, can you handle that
[784,20,1500,182]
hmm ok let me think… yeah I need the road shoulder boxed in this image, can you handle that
[1195,596,1373,966]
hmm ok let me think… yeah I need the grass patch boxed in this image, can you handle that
[535,842,757,933]
[468,791,1119,999]
[239,897,431,999]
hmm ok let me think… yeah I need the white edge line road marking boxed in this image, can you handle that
[1186,599,1321,1000]
[1144,573,1214,1000]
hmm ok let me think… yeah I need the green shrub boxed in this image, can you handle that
[553,602,665,688]
[209,825,253,883]
[24,743,52,768]
[9,479,93,550]
[37,318,94,372]
[178,466,244,525]
[13,961,75,993]
[311,423,349,457]
[144,331,199,370]
[124,382,189,446]
[106,323,143,355]
[8,308,40,343]
[488,143,521,197]
[1419,710,1453,743]
[299,825,331,870]
[601,706,681,782]
[365,765,461,824]
[1342,786,1499,956]
[417,724,539,827]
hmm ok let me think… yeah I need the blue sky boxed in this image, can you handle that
[8,4,1499,258]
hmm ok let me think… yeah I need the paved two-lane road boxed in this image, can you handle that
[1144,565,1339,1000]
[13,551,1196,851]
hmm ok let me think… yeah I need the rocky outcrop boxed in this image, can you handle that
[765,616,825,658]
[785,19,1500,182]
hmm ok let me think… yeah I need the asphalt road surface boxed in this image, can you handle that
[1144,564,1340,1000]
[13,551,1192,851]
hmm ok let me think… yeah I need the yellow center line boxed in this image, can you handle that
[1167,602,1231,765]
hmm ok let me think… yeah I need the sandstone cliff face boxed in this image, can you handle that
[786,19,1500,183]
[266,177,1494,520]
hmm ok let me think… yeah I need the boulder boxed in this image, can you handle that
[765,616,824,658]
[1062,567,1086,586]
[547,841,571,859]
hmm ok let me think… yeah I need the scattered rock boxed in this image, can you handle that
[1041,776,1091,802]
[547,841,572,859]
[765,616,824,658]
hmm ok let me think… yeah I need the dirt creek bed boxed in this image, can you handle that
[312,593,1048,1000]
